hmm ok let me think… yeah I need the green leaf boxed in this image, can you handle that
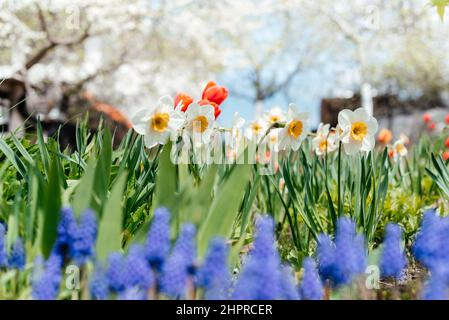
[153,143,177,211]
[96,172,128,262]
[37,121,51,178]
[197,164,251,257]
[91,129,113,214]
[41,157,62,258]
[72,159,97,217]
[0,139,27,178]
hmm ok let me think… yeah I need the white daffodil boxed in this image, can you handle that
[277,103,310,151]
[264,106,286,124]
[312,123,338,156]
[229,112,245,147]
[337,108,378,155]
[132,96,185,148]
[262,128,282,152]
[389,138,408,162]
[184,102,216,146]
[245,118,269,143]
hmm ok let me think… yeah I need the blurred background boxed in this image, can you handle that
[1,0,448,145]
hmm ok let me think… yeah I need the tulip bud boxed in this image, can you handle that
[377,128,393,145]
[174,93,193,112]
[202,81,228,106]
[423,113,432,123]
[199,99,221,119]
[443,151,449,162]
[445,137,449,149]
[445,114,449,125]
[428,122,436,131]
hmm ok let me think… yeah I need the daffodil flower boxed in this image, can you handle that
[132,96,185,148]
[338,108,378,155]
[312,123,337,156]
[389,138,408,163]
[277,103,310,151]
[264,107,286,125]
[184,102,216,145]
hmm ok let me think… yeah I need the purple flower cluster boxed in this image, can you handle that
[299,258,323,300]
[232,216,295,300]
[0,223,26,270]
[54,207,98,265]
[196,238,231,299]
[317,217,367,287]
[31,254,63,300]
[379,223,407,279]
[413,210,449,299]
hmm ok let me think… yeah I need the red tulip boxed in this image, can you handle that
[445,114,449,124]
[428,122,436,131]
[202,81,228,106]
[199,99,221,119]
[423,113,432,123]
[445,137,449,149]
[174,93,193,112]
[443,151,449,161]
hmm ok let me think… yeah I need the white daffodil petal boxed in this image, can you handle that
[338,109,354,128]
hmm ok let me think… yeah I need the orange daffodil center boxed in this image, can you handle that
[288,120,303,139]
[319,139,328,151]
[193,115,209,133]
[350,121,368,141]
[151,112,170,133]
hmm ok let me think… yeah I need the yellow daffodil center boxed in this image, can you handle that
[396,143,404,153]
[251,123,263,135]
[350,121,368,141]
[269,115,280,123]
[151,112,170,133]
[288,120,303,139]
[193,115,209,133]
[319,139,328,151]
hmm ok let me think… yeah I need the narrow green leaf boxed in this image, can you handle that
[96,172,128,262]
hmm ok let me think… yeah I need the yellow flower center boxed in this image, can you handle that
[288,120,303,139]
[251,123,263,135]
[350,121,368,141]
[269,115,280,123]
[151,112,170,133]
[319,139,328,151]
[396,143,404,153]
[193,115,209,133]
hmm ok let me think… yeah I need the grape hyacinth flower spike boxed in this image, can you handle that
[379,223,407,279]
[299,257,323,300]
[232,215,283,300]
[160,223,196,298]
[145,207,171,271]
[196,237,231,299]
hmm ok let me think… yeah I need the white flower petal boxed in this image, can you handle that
[338,109,354,128]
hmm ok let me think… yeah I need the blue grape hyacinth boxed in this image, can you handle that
[413,210,449,280]
[0,223,8,268]
[70,209,98,265]
[232,216,283,300]
[160,223,196,298]
[379,223,407,279]
[299,257,323,300]
[279,265,300,300]
[106,252,126,293]
[90,266,109,300]
[196,237,231,299]
[31,254,63,300]
[122,244,154,291]
[145,207,171,271]
[54,207,77,258]
[317,217,367,287]
[8,237,26,270]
